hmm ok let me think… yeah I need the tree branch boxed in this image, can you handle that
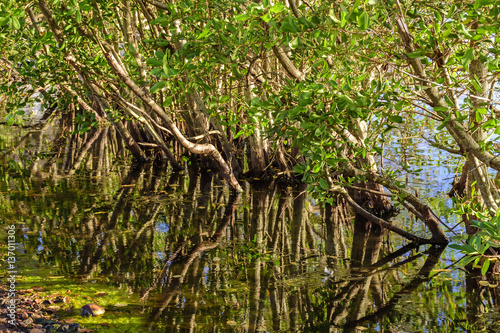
[329,185,431,244]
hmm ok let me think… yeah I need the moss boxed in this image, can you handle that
[4,246,148,332]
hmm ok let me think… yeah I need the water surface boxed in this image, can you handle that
[1,125,499,332]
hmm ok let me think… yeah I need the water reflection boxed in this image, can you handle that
[1,125,500,332]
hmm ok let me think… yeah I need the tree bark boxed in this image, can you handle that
[100,47,242,191]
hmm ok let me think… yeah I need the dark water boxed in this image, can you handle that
[1,125,499,332]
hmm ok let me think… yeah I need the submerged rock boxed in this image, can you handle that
[56,323,80,332]
[80,304,105,317]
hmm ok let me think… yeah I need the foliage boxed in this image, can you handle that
[450,213,500,275]
[1,0,500,254]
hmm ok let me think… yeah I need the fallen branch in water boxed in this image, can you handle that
[329,184,437,244]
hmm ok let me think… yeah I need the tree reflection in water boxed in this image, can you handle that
[1,126,500,332]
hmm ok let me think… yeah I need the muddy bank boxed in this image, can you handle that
[0,285,90,333]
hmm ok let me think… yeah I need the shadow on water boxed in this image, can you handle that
[1,125,500,332]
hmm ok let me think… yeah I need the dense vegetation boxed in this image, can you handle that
[1,0,500,267]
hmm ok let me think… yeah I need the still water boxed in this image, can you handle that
[0,125,499,332]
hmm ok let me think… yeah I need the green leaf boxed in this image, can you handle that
[270,3,285,13]
[430,10,440,22]
[474,0,496,8]
[146,58,163,66]
[197,21,212,39]
[150,81,166,94]
[127,44,135,55]
[298,16,312,28]
[357,12,369,30]
[395,101,404,111]
[448,243,479,254]
[281,21,298,33]
[293,164,303,173]
[298,98,313,106]
[436,119,448,130]
[356,73,368,82]
[289,106,304,116]
[483,119,497,129]
[150,17,168,25]
[472,76,483,93]
[156,49,165,60]
[442,27,452,38]
[473,256,481,268]
[481,259,490,275]
[163,95,173,107]
[406,50,425,59]
[264,40,276,49]
[340,11,347,28]
[461,48,474,69]
[435,106,449,114]
[459,24,473,38]
[231,65,243,79]
[163,54,178,77]
[12,17,20,30]
[260,12,272,23]
[476,111,482,122]
[448,243,467,251]
[251,97,261,107]
[319,179,329,190]
[389,115,403,123]
[434,22,441,35]
[75,10,82,23]
[235,13,250,21]
[459,255,476,266]
[0,16,9,26]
